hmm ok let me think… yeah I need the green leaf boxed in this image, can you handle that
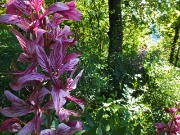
[65,102,75,109]
[106,125,110,131]
[101,123,107,135]
[112,127,126,135]
[83,123,91,131]
[85,112,95,127]
[51,117,59,129]
[73,130,86,135]
[107,98,113,103]
[2,131,13,135]
[96,123,107,135]
[85,126,97,135]
[133,124,142,135]
[96,123,103,135]
[96,108,104,121]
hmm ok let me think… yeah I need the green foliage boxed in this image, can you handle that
[70,0,110,102]
[80,86,151,135]
[0,24,25,126]
[0,24,22,104]
[143,45,180,123]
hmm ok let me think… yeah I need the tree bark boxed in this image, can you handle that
[175,45,180,67]
[169,16,180,64]
[108,0,123,99]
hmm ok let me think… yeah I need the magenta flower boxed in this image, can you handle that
[0,88,53,134]
[154,103,180,134]
[154,123,167,134]
[40,120,83,135]
[0,118,22,132]
[164,107,177,114]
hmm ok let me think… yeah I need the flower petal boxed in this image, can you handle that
[38,87,50,104]
[42,100,54,110]
[43,2,69,17]
[3,0,22,15]
[49,13,63,28]
[40,129,55,135]
[18,120,34,135]
[10,28,27,51]
[66,96,84,112]
[34,28,46,47]
[30,87,50,106]
[66,120,83,134]
[65,70,83,91]
[31,0,43,14]
[36,45,51,73]
[0,118,21,132]
[10,123,22,132]
[10,62,38,91]
[58,58,79,76]
[51,86,67,119]
[63,53,81,63]
[17,53,32,62]
[0,14,29,31]
[49,42,63,71]
[58,108,77,122]
[0,106,33,117]
[56,123,70,135]
[63,1,82,21]
[56,120,82,135]
[41,121,82,135]
[13,0,32,15]
[17,72,49,88]
[4,90,26,106]
[12,61,38,76]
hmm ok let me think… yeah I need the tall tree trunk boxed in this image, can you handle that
[169,16,180,64]
[108,0,123,99]
[175,45,180,67]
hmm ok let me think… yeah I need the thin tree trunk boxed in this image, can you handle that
[108,0,123,99]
